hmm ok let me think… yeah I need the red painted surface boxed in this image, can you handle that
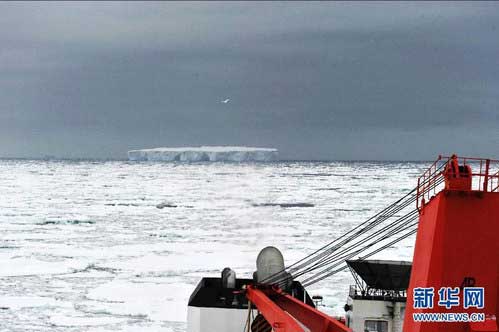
[246,286,305,332]
[271,288,352,332]
[405,156,499,332]
[246,286,351,332]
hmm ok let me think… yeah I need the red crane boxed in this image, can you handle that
[246,285,351,332]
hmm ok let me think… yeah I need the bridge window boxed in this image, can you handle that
[364,320,388,332]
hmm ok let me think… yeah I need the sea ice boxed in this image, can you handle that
[0,159,419,332]
[0,256,89,277]
[86,280,193,322]
[127,146,278,162]
[0,296,70,310]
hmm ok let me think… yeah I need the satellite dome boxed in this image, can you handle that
[255,246,286,283]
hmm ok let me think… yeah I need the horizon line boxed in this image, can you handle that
[0,156,433,163]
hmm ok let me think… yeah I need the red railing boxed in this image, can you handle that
[416,155,499,210]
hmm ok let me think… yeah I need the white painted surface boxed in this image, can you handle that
[187,306,255,332]
[393,302,404,332]
[346,296,406,332]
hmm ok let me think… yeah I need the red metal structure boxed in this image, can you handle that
[407,155,499,332]
[246,285,351,332]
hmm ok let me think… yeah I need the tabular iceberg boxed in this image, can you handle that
[127,146,278,162]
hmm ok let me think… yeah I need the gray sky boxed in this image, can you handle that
[1,2,498,160]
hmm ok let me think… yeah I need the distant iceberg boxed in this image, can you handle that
[127,146,278,162]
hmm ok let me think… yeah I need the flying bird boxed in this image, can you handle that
[221,98,230,104]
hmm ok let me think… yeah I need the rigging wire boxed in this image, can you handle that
[261,160,447,287]
[287,209,419,282]
[260,184,418,283]
[283,175,443,287]
[269,182,436,287]
[289,173,444,280]
[302,225,418,287]
[299,217,419,286]
[274,213,420,289]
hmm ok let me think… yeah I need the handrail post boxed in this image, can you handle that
[483,159,490,192]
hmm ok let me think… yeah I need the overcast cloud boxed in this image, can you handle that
[1,2,498,160]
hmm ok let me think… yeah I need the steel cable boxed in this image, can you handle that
[261,161,446,286]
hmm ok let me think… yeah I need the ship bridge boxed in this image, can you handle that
[347,259,411,302]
